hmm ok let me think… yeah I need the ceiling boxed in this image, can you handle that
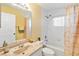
[39,3,78,10]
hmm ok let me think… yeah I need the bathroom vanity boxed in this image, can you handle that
[0,39,43,56]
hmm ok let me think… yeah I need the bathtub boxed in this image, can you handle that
[31,45,64,56]
[43,44,64,56]
[31,40,64,56]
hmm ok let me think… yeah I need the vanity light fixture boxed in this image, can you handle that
[12,3,31,11]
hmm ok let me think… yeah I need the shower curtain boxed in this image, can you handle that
[64,5,77,56]
[73,5,79,56]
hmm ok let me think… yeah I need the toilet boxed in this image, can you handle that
[42,47,55,56]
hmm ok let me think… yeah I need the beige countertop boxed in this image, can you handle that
[0,40,43,56]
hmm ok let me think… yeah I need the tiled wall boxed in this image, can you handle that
[41,7,65,55]
[47,8,66,49]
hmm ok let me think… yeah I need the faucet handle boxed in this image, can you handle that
[3,41,8,47]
